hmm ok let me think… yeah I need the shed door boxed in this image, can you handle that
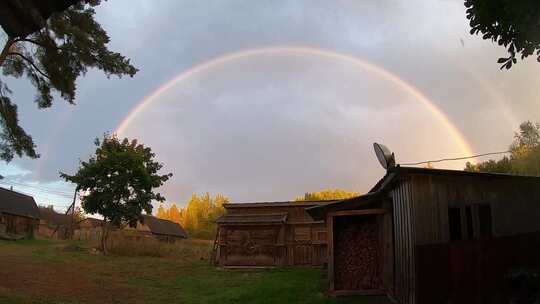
[224,226,279,266]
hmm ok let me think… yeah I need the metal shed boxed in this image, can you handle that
[308,166,540,303]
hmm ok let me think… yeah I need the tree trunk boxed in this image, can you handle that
[0,37,15,66]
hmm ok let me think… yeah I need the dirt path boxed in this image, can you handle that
[0,245,141,303]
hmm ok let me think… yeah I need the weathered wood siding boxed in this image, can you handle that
[218,204,328,267]
[391,179,416,304]
[219,225,284,266]
[408,173,540,304]
[410,174,540,244]
[0,213,37,238]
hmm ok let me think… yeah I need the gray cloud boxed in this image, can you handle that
[2,0,540,209]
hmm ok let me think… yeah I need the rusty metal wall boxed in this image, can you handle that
[415,231,540,304]
[392,179,416,304]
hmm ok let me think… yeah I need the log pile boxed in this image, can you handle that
[334,216,381,290]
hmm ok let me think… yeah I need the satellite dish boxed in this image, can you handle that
[373,143,396,170]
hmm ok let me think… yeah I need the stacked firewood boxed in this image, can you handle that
[335,217,381,290]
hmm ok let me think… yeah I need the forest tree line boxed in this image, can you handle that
[156,188,360,239]
[465,121,540,176]
[156,193,229,239]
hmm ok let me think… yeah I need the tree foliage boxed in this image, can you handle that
[295,188,360,201]
[0,0,137,161]
[157,193,229,240]
[465,121,540,176]
[465,0,540,69]
[61,135,171,251]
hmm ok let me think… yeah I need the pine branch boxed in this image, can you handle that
[13,38,59,50]
[7,52,51,79]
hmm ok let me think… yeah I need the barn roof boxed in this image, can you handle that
[141,215,188,238]
[39,207,71,226]
[0,187,39,219]
[216,213,288,225]
[306,192,384,221]
[224,200,339,208]
[369,166,540,193]
[79,217,103,227]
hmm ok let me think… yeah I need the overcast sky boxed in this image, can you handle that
[2,0,540,212]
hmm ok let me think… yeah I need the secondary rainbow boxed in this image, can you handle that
[115,46,475,157]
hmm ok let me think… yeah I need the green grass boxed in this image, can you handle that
[0,239,390,304]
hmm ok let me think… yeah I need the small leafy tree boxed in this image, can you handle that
[465,0,540,69]
[0,0,137,161]
[61,135,172,253]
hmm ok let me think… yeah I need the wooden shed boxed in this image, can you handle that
[308,166,540,303]
[37,206,72,239]
[215,201,334,267]
[0,187,39,239]
[74,217,103,241]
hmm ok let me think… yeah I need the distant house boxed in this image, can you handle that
[37,207,72,239]
[0,187,39,239]
[74,217,103,241]
[307,166,540,303]
[124,215,188,242]
[74,215,187,242]
[215,201,336,267]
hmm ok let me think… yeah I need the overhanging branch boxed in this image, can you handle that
[13,38,59,50]
[8,52,50,79]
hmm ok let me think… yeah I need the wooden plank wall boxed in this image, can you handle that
[409,173,540,303]
[0,213,37,238]
[392,179,416,304]
[410,174,540,245]
[218,205,328,267]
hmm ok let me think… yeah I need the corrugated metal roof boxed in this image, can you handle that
[308,165,540,221]
[216,213,288,225]
[306,192,384,221]
[141,215,188,238]
[0,187,39,219]
[39,207,71,226]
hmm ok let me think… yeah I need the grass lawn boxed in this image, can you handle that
[0,239,391,304]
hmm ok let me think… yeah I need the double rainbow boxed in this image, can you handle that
[115,46,474,157]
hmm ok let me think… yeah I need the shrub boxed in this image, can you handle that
[100,234,212,259]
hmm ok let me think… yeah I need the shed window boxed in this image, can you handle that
[478,204,493,239]
[448,207,462,241]
[465,206,474,240]
[448,204,493,242]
